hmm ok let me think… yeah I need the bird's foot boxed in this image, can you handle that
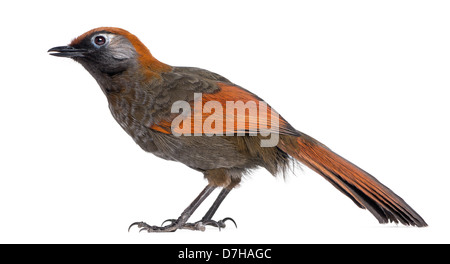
[161,217,237,231]
[129,217,237,232]
[128,221,180,233]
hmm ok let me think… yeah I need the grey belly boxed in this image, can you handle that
[139,131,251,171]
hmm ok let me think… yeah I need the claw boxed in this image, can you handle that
[161,219,177,227]
[128,221,144,232]
[219,217,238,229]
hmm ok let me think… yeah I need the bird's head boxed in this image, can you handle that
[49,27,171,79]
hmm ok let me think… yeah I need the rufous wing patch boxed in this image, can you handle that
[150,82,295,136]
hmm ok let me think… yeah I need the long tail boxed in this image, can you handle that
[279,132,427,227]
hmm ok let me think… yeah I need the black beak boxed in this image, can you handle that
[48,46,88,58]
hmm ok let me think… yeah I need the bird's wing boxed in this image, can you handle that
[150,82,298,136]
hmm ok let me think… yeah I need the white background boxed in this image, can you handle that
[0,0,449,243]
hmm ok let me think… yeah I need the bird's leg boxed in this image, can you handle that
[201,188,237,228]
[129,185,216,232]
[177,187,237,231]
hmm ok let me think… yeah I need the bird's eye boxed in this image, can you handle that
[94,36,106,46]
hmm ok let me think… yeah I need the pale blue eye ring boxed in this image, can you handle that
[91,34,108,47]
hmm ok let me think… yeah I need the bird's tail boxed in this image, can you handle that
[278,133,427,227]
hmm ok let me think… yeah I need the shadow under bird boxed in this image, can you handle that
[49,27,427,231]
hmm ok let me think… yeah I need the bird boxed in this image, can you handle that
[48,27,427,231]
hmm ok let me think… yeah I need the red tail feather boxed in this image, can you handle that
[279,133,427,227]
